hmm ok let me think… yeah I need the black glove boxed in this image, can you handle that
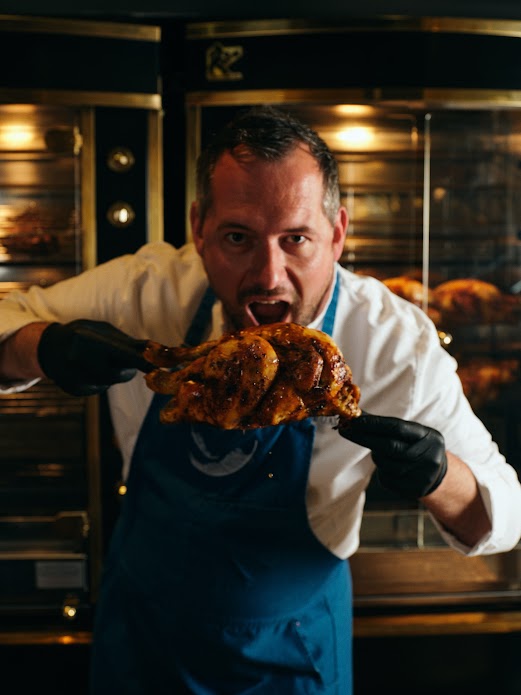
[37,319,153,396]
[339,412,448,499]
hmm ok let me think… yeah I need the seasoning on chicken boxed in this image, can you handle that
[143,322,362,430]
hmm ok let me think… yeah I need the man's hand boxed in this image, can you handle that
[37,320,153,396]
[339,412,448,499]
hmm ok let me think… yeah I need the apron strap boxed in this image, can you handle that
[321,268,340,338]
[183,286,216,347]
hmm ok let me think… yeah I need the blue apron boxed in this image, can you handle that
[90,278,353,695]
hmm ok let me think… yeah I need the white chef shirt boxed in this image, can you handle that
[1,241,520,559]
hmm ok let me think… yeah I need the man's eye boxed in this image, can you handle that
[287,234,306,244]
[225,232,246,245]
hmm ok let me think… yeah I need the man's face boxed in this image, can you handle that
[191,145,348,330]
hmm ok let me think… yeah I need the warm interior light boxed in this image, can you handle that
[59,635,75,645]
[334,104,375,117]
[336,126,374,148]
[0,124,35,149]
[433,186,447,201]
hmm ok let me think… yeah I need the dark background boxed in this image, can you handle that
[3,0,521,21]
[2,630,521,694]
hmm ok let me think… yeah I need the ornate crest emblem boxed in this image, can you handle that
[206,41,243,81]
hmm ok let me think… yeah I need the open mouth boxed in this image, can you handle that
[248,300,289,325]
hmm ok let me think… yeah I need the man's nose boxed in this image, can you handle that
[249,242,286,289]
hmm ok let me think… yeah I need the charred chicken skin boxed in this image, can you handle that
[143,322,362,430]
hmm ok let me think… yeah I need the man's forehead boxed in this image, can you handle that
[215,144,319,176]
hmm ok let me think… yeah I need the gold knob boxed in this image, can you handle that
[107,146,135,172]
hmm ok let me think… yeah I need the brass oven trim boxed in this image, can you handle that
[0,89,161,110]
[354,610,521,637]
[185,87,521,110]
[79,107,103,600]
[80,108,97,273]
[187,17,521,40]
[185,105,201,240]
[0,630,93,646]
[86,396,102,601]
[0,14,160,41]
[147,109,164,243]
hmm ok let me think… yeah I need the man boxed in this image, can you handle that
[0,106,519,694]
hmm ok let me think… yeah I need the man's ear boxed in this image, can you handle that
[190,201,203,253]
[333,206,348,262]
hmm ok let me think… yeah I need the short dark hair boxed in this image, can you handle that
[195,105,341,225]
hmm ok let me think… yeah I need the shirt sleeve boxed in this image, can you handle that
[0,241,189,390]
[317,271,521,559]
[0,241,209,341]
[404,316,521,556]
[0,255,131,341]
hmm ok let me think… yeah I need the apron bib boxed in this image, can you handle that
[90,277,353,695]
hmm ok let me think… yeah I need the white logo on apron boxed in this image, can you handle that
[188,428,258,477]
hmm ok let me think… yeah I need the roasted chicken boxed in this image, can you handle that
[457,357,519,410]
[432,278,520,325]
[143,323,362,430]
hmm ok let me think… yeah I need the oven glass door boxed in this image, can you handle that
[0,103,93,624]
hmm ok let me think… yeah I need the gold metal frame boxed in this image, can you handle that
[187,16,521,40]
[0,630,92,645]
[78,107,103,600]
[0,89,161,110]
[185,87,521,110]
[80,108,97,272]
[185,105,201,239]
[354,610,521,637]
[0,16,161,110]
[147,109,164,243]
[0,14,160,41]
